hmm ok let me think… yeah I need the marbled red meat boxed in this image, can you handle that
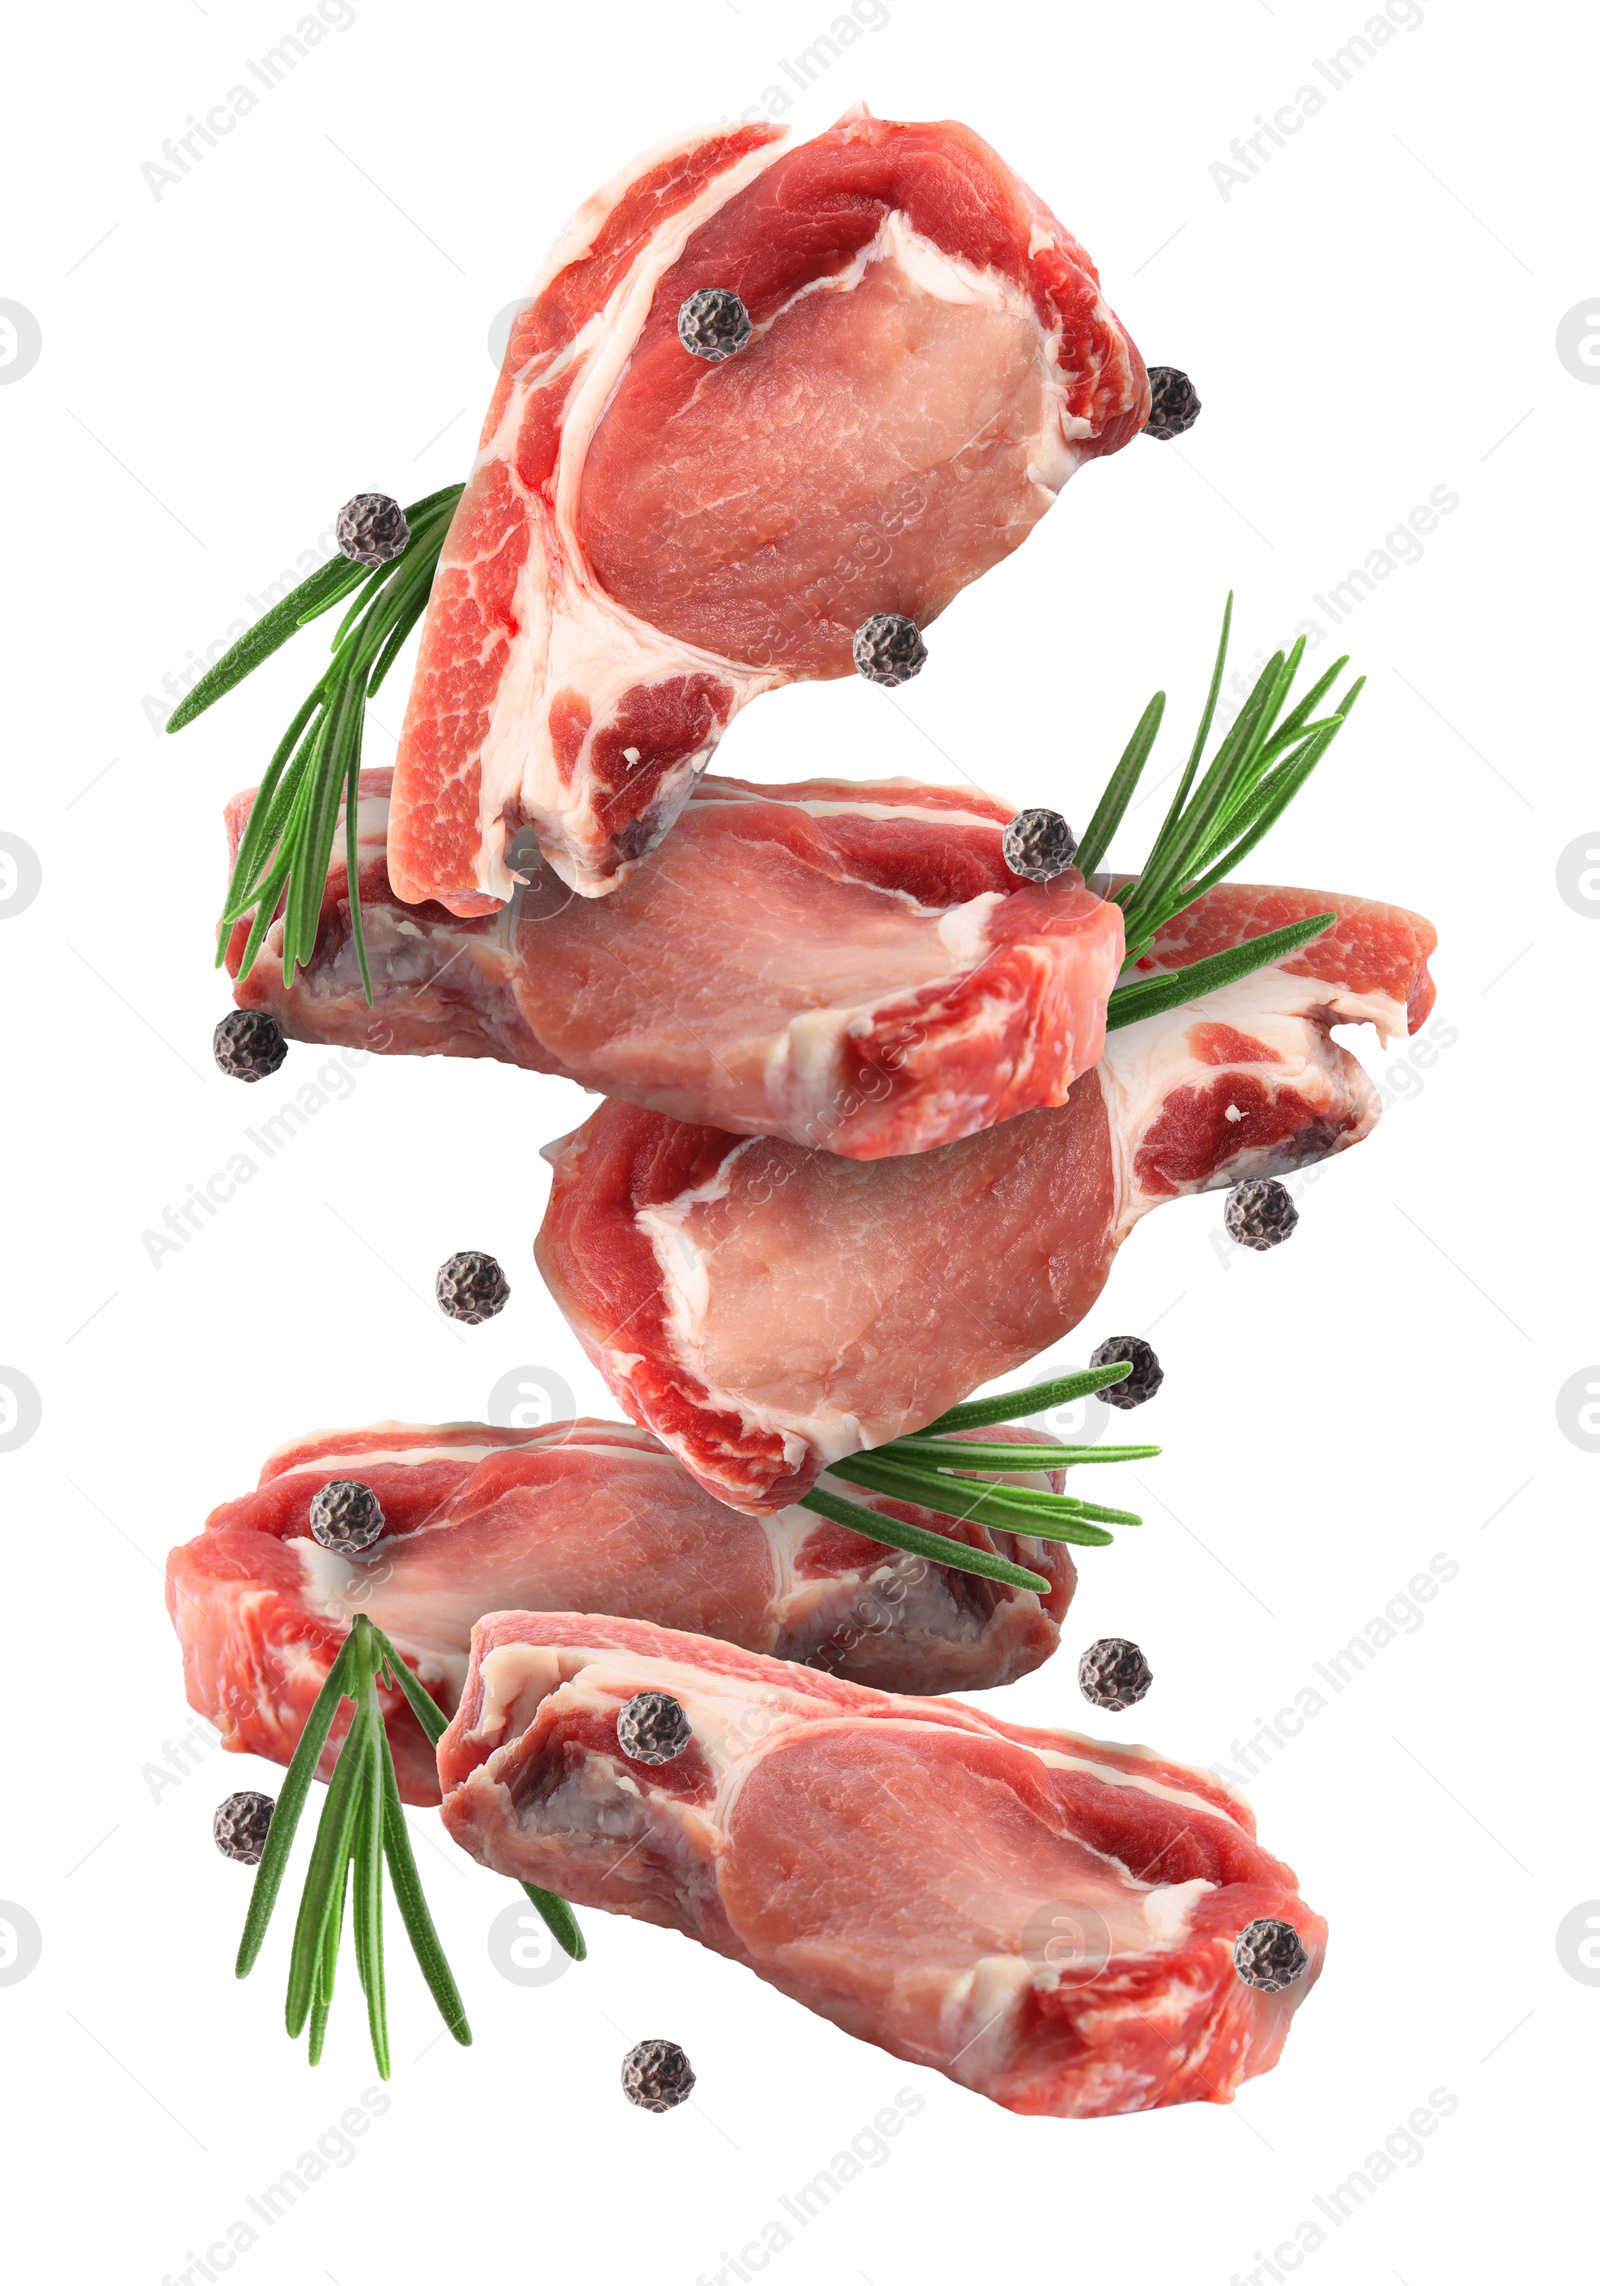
[386,108,1147,909]
[536,883,1438,1510]
[165,1419,1078,1804]
[438,1612,1325,2117]
[224,768,1122,1159]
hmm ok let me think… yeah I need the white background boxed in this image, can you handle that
[1,2,1594,2280]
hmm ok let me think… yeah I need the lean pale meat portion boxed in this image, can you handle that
[224,769,1122,1159]
[387,109,1148,910]
[439,1612,1325,2118]
[165,1420,1078,1804]
[537,883,1439,1511]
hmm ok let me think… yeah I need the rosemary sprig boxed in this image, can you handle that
[167,484,465,996]
[1089,595,1362,1030]
[795,1361,1151,1589]
[237,1614,583,2077]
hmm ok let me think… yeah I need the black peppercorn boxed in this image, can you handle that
[677,288,753,363]
[213,1790,275,1864]
[852,613,927,687]
[336,492,411,567]
[1232,1917,1309,1993]
[1089,1334,1164,1410]
[616,1690,693,1765]
[1003,808,1079,883]
[1077,1637,1153,1712]
[1224,1177,1299,1251]
[435,1250,511,1323]
[621,2037,696,2112]
[307,1478,386,1554]
[1144,367,1202,441]
[213,1008,287,1082]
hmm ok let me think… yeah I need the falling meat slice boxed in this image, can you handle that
[438,1612,1325,2118]
[165,1419,1078,1804]
[224,768,1123,1159]
[536,882,1439,1511]
[387,108,1148,910]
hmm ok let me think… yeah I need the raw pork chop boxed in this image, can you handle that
[387,109,1148,910]
[166,1419,1077,1804]
[439,1612,1325,2117]
[225,769,1123,1159]
[537,883,1439,1510]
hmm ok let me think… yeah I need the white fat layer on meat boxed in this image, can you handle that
[275,1442,506,1477]
[470,136,795,903]
[258,1418,477,1469]
[290,1539,471,1695]
[1143,1878,1214,1949]
[475,1644,568,1738]
[633,1141,840,1474]
[936,891,1004,966]
[945,1955,1036,2053]
[351,790,389,850]
[636,1153,883,1471]
[292,1538,376,1620]
[954,1879,1216,2008]
[474,1643,806,1771]
[963,1736,1235,1829]
[766,1008,850,1116]
[766,209,1082,498]
[1097,954,1395,1238]
[514,122,789,335]
[786,210,1074,496]
[696,780,1009,826]
[263,1422,661,1478]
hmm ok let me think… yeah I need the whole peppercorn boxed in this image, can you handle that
[1144,367,1202,441]
[435,1250,511,1324]
[616,1690,693,1766]
[213,1790,275,1865]
[307,1478,386,1554]
[1003,808,1079,883]
[677,288,753,363]
[336,492,410,567]
[1089,1334,1164,1410]
[213,1008,288,1082]
[1232,1917,1309,1993]
[1077,1637,1153,1713]
[621,2037,697,2112]
[852,612,927,687]
[1224,1177,1299,1251]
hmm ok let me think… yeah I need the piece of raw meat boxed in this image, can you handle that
[224,768,1123,1159]
[438,1612,1326,2117]
[387,109,1149,911]
[537,882,1439,1511]
[166,1418,1078,1804]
